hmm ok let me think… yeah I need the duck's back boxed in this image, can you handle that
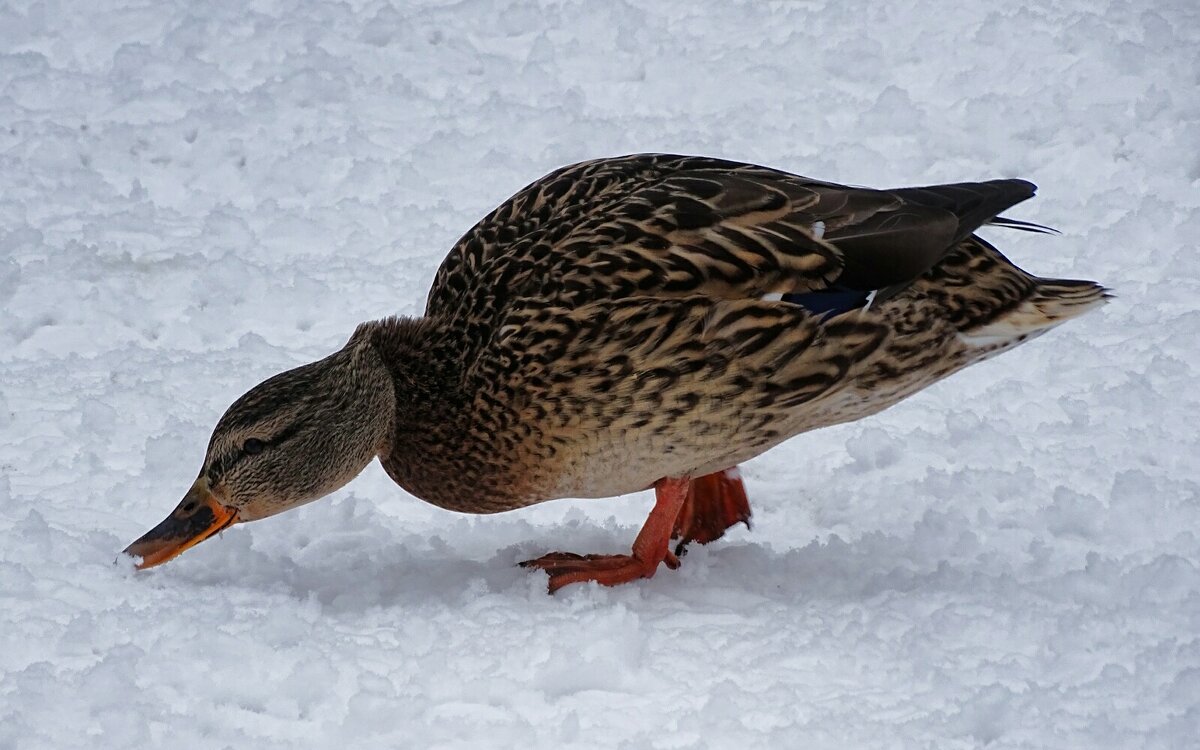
[425,154,1043,336]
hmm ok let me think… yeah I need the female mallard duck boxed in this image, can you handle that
[123,154,1107,591]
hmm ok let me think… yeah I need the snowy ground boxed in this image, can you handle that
[2,0,1198,747]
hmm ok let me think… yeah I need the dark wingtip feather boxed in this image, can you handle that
[891,178,1041,246]
[988,216,1061,235]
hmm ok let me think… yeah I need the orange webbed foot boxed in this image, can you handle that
[520,550,681,594]
[672,467,752,555]
[521,476,690,593]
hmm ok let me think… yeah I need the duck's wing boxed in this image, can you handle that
[426,153,1037,322]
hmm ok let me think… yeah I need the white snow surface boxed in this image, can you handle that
[2,1,1198,747]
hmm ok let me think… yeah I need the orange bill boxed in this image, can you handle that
[122,478,239,569]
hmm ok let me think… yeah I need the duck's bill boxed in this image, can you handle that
[122,478,239,570]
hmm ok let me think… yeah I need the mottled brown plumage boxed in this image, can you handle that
[123,154,1107,589]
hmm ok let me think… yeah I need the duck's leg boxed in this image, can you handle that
[672,467,752,555]
[521,477,690,593]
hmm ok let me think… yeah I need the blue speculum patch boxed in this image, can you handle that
[782,286,872,317]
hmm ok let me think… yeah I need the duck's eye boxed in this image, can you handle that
[242,438,266,455]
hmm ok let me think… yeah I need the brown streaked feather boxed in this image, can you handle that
[428,295,890,508]
[427,154,1040,338]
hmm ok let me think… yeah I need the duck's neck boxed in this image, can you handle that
[359,316,466,436]
[357,316,477,505]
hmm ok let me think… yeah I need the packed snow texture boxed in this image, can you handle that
[2,1,1198,747]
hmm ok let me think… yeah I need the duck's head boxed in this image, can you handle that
[122,327,395,569]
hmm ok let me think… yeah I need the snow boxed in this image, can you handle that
[1,0,1198,747]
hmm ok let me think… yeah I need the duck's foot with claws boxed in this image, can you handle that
[520,549,681,593]
[521,476,690,593]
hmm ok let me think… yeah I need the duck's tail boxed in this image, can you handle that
[959,276,1111,349]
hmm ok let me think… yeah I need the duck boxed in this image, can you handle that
[123,153,1108,592]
